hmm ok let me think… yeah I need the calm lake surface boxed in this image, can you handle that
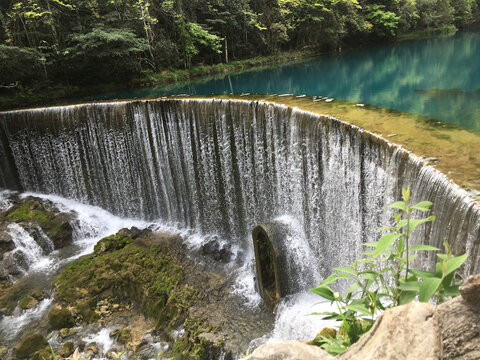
[90,31,480,131]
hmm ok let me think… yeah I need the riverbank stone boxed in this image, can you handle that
[48,307,75,329]
[15,333,48,359]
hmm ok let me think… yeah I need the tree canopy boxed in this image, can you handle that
[0,0,478,88]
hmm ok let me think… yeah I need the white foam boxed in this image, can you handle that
[82,328,114,356]
[0,298,54,341]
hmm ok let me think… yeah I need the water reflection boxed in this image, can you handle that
[89,31,480,131]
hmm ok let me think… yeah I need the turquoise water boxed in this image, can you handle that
[91,31,480,131]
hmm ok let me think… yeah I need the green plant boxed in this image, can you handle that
[310,187,468,355]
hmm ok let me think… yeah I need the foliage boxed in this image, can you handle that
[310,187,468,355]
[0,0,478,97]
[0,45,45,87]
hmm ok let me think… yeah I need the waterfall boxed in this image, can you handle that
[1,99,479,279]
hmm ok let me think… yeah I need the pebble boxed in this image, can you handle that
[424,157,438,162]
[325,98,334,103]
[387,134,398,137]
[355,103,365,107]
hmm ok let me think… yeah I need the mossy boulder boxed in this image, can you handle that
[30,349,52,360]
[48,307,75,329]
[5,198,73,249]
[31,289,45,301]
[19,296,38,310]
[93,234,134,255]
[172,318,224,360]
[58,342,74,358]
[15,333,48,359]
[54,234,195,327]
[117,329,132,345]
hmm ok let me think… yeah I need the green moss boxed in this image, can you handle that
[15,333,48,359]
[117,329,132,345]
[171,318,223,360]
[19,296,37,310]
[55,237,196,328]
[31,348,52,360]
[93,234,134,255]
[7,202,53,226]
[31,290,45,300]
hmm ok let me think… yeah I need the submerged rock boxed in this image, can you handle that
[58,342,74,358]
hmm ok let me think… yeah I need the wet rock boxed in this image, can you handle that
[48,307,75,330]
[86,343,99,356]
[58,342,74,358]
[0,230,14,257]
[459,274,480,307]
[338,302,441,360]
[31,289,45,301]
[198,239,232,262]
[30,349,51,360]
[3,197,74,249]
[0,346,8,358]
[15,333,48,359]
[117,328,133,345]
[59,328,78,339]
[245,341,333,360]
[438,296,480,359]
[19,296,38,309]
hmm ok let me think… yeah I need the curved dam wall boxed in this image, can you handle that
[0,99,478,278]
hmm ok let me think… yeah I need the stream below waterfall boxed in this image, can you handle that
[0,190,337,358]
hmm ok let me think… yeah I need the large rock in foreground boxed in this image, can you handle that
[339,302,441,360]
[246,273,480,360]
[246,341,333,360]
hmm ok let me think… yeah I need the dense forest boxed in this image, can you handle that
[0,0,479,93]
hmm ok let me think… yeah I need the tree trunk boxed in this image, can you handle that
[224,36,228,63]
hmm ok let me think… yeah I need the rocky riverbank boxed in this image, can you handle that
[0,192,274,360]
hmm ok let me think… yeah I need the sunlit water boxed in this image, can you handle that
[87,31,480,131]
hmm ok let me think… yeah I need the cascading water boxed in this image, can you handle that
[1,99,478,278]
[1,99,479,349]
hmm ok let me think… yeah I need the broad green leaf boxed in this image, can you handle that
[389,201,406,211]
[436,254,449,261]
[409,269,438,278]
[408,245,440,251]
[419,277,442,302]
[412,201,432,212]
[399,290,417,305]
[345,304,372,316]
[445,254,468,276]
[310,287,335,301]
[319,273,349,286]
[359,257,376,265]
[363,242,378,248]
[398,281,421,291]
[398,219,408,229]
[334,267,356,275]
[347,282,361,294]
[408,216,435,233]
[375,233,402,256]
[441,285,460,297]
